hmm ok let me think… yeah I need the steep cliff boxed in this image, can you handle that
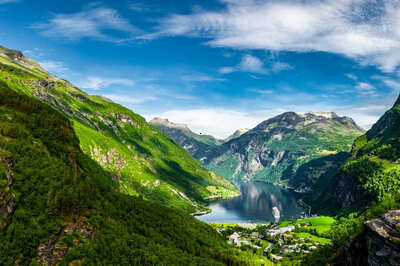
[319,94,400,212]
[205,112,364,185]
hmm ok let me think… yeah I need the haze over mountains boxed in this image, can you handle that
[152,111,364,186]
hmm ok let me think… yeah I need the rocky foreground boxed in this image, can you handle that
[346,210,400,266]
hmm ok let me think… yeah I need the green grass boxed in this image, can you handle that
[0,84,260,265]
[295,216,336,234]
[294,233,331,244]
[0,49,239,214]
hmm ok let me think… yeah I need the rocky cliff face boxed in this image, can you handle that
[345,210,400,266]
[153,112,364,189]
[205,112,364,185]
[149,118,220,161]
[319,94,400,212]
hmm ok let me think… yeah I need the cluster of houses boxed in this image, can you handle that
[228,232,262,249]
[226,223,324,262]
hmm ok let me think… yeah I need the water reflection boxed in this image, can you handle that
[197,181,304,223]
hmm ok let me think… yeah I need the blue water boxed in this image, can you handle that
[196,181,304,223]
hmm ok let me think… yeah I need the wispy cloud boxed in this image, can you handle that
[33,7,139,41]
[38,60,69,74]
[218,66,235,74]
[219,55,292,75]
[102,94,157,104]
[182,74,226,82]
[0,0,18,4]
[154,0,400,72]
[355,82,377,95]
[77,76,135,90]
[248,88,274,95]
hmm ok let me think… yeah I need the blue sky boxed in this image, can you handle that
[2,0,400,138]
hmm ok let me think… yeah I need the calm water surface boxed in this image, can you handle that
[196,181,304,223]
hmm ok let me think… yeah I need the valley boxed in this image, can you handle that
[1,42,400,265]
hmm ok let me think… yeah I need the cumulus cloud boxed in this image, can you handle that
[33,7,138,41]
[78,76,135,90]
[154,0,400,72]
[239,54,266,74]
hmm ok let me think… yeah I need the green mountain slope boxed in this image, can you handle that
[0,46,238,214]
[317,95,400,213]
[0,85,265,265]
[149,117,222,161]
[205,112,363,185]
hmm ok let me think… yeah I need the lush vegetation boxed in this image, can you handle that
[317,94,400,212]
[0,85,264,265]
[0,47,239,214]
[205,113,364,187]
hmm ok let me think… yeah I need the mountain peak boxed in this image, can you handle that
[301,112,339,119]
[253,111,362,133]
[150,117,191,131]
[0,45,47,74]
[225,128,250,141]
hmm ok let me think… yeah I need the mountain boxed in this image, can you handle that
[149,117,223,161]
[225,128,250,142]
[317,95,400,213]
[160,112,361,186]
[0,46,238,214]
[203,112,364,185]
[0,85,263,265]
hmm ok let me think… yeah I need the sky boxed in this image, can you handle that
[1,0,400,138]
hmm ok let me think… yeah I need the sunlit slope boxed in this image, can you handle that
[0,85,263,265]
[0,46,238,214]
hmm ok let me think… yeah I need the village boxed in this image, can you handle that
[212,216,334,263]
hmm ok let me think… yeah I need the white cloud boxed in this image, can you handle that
[155,0,400,72]
[33,7,138,41]
[182,74,226,82]
[239,54,266,74]
[248,88,274,95]
[346,73,358,80]
[218,66,236,74]
[78,76,135,90]
[272,62,292,72]
[355,82,377,95]
[38,60,69,74]
[145,96,396,138]
[146,108,266,138]
[102,94,157,104]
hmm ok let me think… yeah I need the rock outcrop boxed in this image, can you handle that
[345,210,400,266]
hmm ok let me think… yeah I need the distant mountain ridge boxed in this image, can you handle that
[153,111,364,190]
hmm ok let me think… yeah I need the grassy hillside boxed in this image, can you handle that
[0,85,267,265]
[0,46,238,214]
[317,95,400,213]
